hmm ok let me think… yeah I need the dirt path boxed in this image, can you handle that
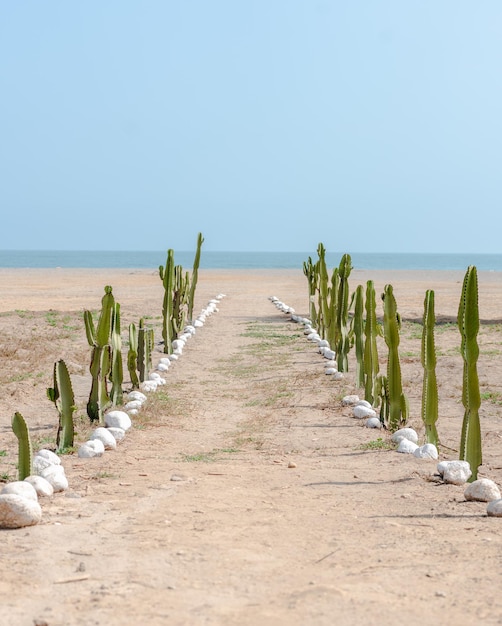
[1,269,502,625]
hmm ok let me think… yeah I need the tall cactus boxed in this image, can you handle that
[363,280,380,406]
[421,290,439,447]
[187,232,204,323]
[382,284,408,430]
[316,243,330,339]
[351,284,365,388]
[127,322,140,389]
[137,318,154,383]
[12,412,33,480]
[110,301,123,406]
[335,253,352,372]
[84,286,114,423]
[159,249,175,354]
[302,255,318,327]
[47,359,76,452]
[458,265,482,481]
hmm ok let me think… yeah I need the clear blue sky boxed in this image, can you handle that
[1,1,501,253]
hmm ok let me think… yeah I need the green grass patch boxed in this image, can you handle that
[358,437,394,451]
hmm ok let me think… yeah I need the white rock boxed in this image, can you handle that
[194,319,204,327]
[158,358,171,366]
[39,464,68,492]
[124,400,143,411]
[24,475,54,497]
[168,354,179,361]
[353,405,377,419]
[35,449,61,465]
[323,349,336,360]
[127,391,147,403]
[342,395,360,406]
[318,339,330,348]
[0,494,42,528]
[78,439,105,458]
[90,427,117,450]
[392,428,419,445]
[105,410,132,431]
[307,332,320,342]
[413,443,439,459]
[1,481,38,502]
[324,360,337,369]
[464,478,501,502]
[128,409,139,416]
[486,499,502,517]
[140,380,158,392]
[365,417,382,429]
[397,439,419,454]
[157,363,170,372]
[437,460,472,485]
[107,427,126,442]
[356,400,373,409]
[333,372,344,380]
[325,368,338,375]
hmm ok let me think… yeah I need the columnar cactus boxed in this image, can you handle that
[382,284,408,430]
[47,359,76,452]
[12,412,33,480]
[84,286,114,423]
[363,280,380,406]
[316,243,330,339]
[458,265,482,481]
[159,249,175,354]
[302,255,318,327]
[187,232,204,323]
[137,318,154,383]
[127,322,140,389]
[335,253,352,372]
[351,284,365,388]
[110,301,123,406]
[421,290,439,447]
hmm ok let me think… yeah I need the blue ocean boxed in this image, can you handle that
[0,250,502,271]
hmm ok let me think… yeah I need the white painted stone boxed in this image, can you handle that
[325,368,337,375]
[318,340,330,348]
[39,464,68,492]
[323,349,336,360]
[124,400,143,411]
[437,460,472,485]
[356,400,373,409]
[107,427,126,442]
[33,449,61,474]
[324,360,337,369]
[24,475,54,497]
[157,362,170,372]
[105,410,132,431]
[78,439,105,458]
[413,443,439,459]
[140,380,158,392]
[486,499,502,517]
[127,391,147,403]
[397,438,419,454]
[464,478,501,502]
[365,417,382,429]
[391,428,419,445]
[333,372,344,380]
[353,405,377,419]
[1,481,38,502]
[167,354,179,361]
[90,427,117,450]
[35,449,61,465]
[0,494,42,528]
[128,409,139,416]
[342,395,360,406]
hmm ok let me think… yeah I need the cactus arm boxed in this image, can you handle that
[127,322,139,389]
[335,253,352,372]
[161,249,175,354]
[12,412,33,480]
[351,284,365,388]
[363,280,380,406]
[110,301,123,406]
[188,232,204,323]
[458,266,482,480]
[48,360,76,452]
[421,290,439,446]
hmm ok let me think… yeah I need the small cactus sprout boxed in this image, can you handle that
[47,359,76,452]
[12,412,33,480]
[458,265,482,481]
[421,290,439,447]
[382,284,408,431]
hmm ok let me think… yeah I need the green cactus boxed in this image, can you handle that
[382,284,408,430]
[137,318,154,383]
[350,284,365,389]
[47,359,76,452]
[12,412,33,480]
[85,286,114,423]
[363,280,380,406]
[335,253,352,372]
[127,322,140,389]
[375,373,389,426]
[458,265,482,481]
[188,232,204,324]
[172,266,190,338]
[316,243,330,340]
[302,255,318,327]
[160,249,175,354]
[421,290,439,447]
[110,301,123,406]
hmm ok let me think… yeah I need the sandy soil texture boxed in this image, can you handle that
[1,267,502,625]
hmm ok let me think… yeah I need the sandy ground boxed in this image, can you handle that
[1,267,502,625]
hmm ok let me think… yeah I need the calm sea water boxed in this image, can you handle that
[0,250,502,271]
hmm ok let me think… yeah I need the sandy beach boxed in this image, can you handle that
[1,267,502,625]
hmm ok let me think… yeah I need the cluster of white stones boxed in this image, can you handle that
[0,449,68,528]
[269,296,343,380]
